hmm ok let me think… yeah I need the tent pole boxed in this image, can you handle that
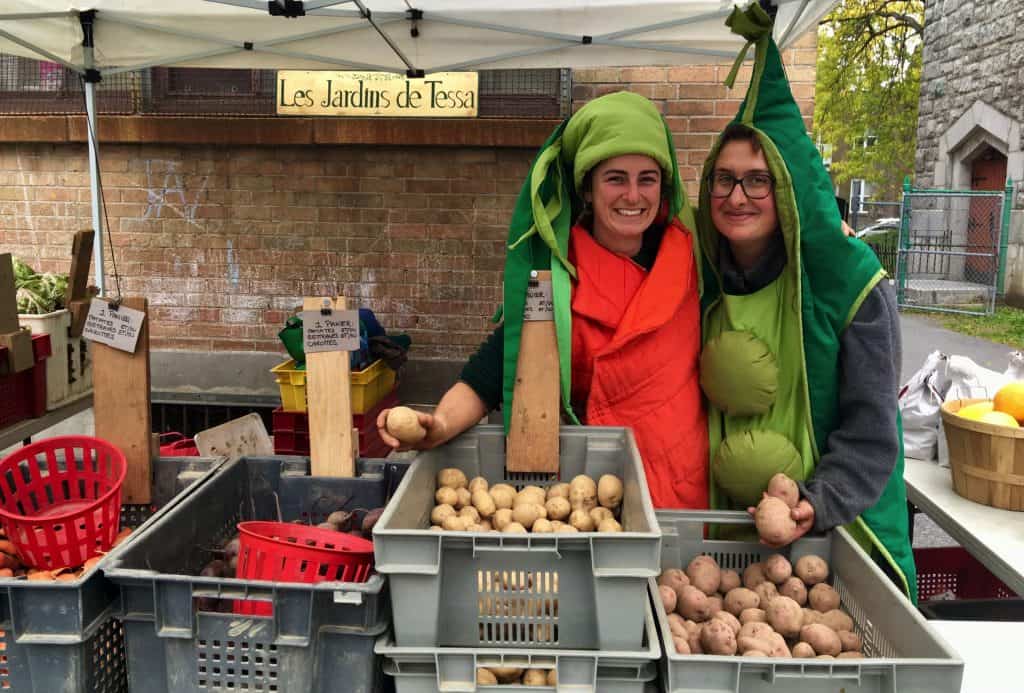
[80,10,105,296]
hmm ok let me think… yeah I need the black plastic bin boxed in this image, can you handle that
[919,598,1024,621]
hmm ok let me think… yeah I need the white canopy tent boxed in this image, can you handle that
[0,0,838,292]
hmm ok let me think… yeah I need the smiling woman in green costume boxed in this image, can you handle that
[698,4,917,602]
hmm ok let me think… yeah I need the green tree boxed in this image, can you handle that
[814,0,923,200]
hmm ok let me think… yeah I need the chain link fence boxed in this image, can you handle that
[896,189,1010,315]
[0,54,570,118]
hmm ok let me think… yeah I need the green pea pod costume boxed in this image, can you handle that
[698,5,916,603]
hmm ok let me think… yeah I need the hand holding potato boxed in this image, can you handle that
[748,496,816,548]
[377,407,446,451]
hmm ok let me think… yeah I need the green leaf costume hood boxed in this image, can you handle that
[499,90,696,429]
[698,4,916,602]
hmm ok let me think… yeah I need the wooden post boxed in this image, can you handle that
[0,253,33,373]
[506,270,560,473]
[66,231,95,338]
[304,296,355,477]
[93,297,152,503]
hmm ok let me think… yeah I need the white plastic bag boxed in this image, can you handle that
[898,350,948,461]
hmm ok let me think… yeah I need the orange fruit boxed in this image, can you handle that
[993,382,1024,423]
[979,411,1020,428]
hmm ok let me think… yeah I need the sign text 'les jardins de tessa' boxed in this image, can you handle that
[276,71,478,117]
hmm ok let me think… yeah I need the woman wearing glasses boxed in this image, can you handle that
[698,4,915,601]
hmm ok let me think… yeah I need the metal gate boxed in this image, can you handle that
[895,179,1013,315]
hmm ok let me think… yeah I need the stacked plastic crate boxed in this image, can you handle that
[372,425,664,691]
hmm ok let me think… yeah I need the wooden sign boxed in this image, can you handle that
[277,71,478,117]
[304,296,355,478]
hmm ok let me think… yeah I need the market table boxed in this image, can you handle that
[929,620,1023,693]
[904,456,1024,596]
[0,395,92,451]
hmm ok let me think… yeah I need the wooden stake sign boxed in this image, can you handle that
[66,230,95,338]
[506,270,561,473]
[93,297,152,504]
[303,296,355,477]
[0,253,34,374]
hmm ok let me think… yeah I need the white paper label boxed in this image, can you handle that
[301,309,360,353]
[82,298,145,353]
[523,279,553,321]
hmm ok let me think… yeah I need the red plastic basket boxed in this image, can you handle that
[234,520,374,616]
[0,435,126,570]
[914,546,1017,600]
[157,432,200,457]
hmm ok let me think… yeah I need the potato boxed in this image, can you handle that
[701,618,738,655]
[743,650,768,657]
[683,619,702,638]
[597,474,623,509]
[490,667,523,683]
[503,522,528,533]
[837,651,864,659]
[545,497,571,521]
[490,483,517,497]
[766,631,791,658]
[808,583,840,612]
[738,635,773,655]
[755,496,796,545]
[386,406,427,444]
[659,568,690,593]
[837,630,862,652]
[437,468,468,490]
[686,627,704,654]
[657,584,678,613]
[597,518,623,532]
[766,595,803,638]
[686,555,722,596]
[792,642,816,658]
[493,508,514,531]
[815,654,834,660]
[673,635,692,654]
[430,525,443,532]
[568,475,598,511]
[455,487,472,510]
[468,477,489,495]
[738,621,775,642]
[517,486,547,507]
[546,483,570,500]
[477,668,498,684]
[430,504,456,526]
[512,503,541,530]
[546,669,557,686]
[472,490,497,518]
[490,488,515,511]
[522,669,546,686]
[667,613,687,637]
[590,506,614,524]
[779,576,808,606]
[763,554,793,584]
[800,623,841,657]
[442,515,471,531]
[740,607,767,624]
[569,509,596,532]
[820,609,854,633]
[754,580,778,604]
[677,585,712,622]
[532,518,554,533]
[719,569,741,594]
[724,587,760,616]
[435,487,458,506]
[802,608,822,627]
[712,610,741,635]
[794,555,829,586]
[766,473,799,508]
[707,594,723,617]
[459,506,481,523]
[554,524,579,533]
[742,562,767,589]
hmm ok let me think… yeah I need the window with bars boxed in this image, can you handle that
[0,54,569,119]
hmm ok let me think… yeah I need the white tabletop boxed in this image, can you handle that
[904,457,1024,595]
[929,620,1024,693]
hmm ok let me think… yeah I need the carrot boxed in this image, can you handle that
[27,571,54,581]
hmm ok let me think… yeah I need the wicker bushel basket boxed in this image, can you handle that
[940,398,1024,511]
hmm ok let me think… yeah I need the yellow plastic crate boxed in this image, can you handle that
[271,357,397,414]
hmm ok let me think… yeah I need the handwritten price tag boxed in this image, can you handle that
[523,278,553,321]
[82,298,146,353]
[300,309,360,354]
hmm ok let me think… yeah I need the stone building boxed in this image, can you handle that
[915,0,1024,302]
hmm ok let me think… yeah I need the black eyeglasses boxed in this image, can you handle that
[707,171,775,199]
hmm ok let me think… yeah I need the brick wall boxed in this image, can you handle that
[0,32,817,362]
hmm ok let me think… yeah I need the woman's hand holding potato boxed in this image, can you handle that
[378,407,448,451]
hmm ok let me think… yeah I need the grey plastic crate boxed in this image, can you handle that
[373,425,661,651]
[377,600,661,692]
[652,510,965,693]
[0,455,224,693]
[103,455,408,693]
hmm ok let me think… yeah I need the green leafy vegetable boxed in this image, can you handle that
[10,257,69,314]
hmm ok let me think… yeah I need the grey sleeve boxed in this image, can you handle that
[798,281,902,532]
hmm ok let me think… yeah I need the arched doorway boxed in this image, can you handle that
[967,146,1007,282]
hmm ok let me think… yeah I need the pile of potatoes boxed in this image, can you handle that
[658,552,865,659]
[430,468,625,533]
[476,667,556,686]
[0,526,133,582]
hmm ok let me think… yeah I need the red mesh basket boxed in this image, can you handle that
[233,520,374,616]
[0,435,126,570]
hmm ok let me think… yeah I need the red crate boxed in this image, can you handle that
[273,389,398,457]
[915,546,1018,601]
[0,334,51,429]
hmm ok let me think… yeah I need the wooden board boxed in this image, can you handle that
[506,270,560,473]
[0,253,19,333]
[194,413,273,459]
[304,296,355,477]
[93,297,152,504]
[66,231,94,337]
